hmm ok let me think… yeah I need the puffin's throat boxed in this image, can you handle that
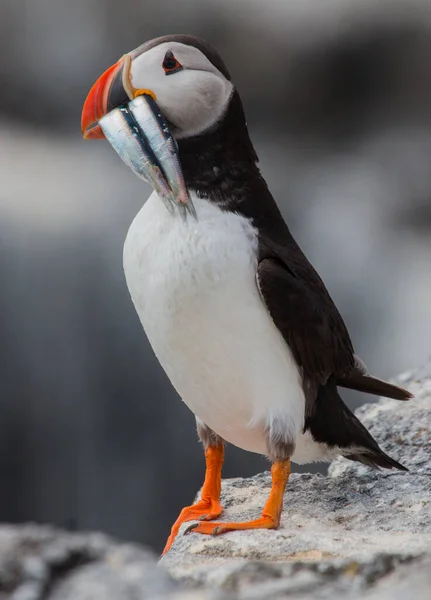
[177,91,265,207]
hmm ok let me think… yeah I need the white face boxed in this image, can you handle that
[127,42,234,139]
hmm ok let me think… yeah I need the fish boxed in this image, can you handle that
[99,94,196,220]
[99,105,175,215]
[128,95,197,220]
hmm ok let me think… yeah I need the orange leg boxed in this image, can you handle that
[184,459,290,536]
[162,444,224,555]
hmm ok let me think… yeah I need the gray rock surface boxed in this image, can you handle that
[0,525,216,600]
[160,364,431,598]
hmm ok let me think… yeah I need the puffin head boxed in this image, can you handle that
[81,34,234,141]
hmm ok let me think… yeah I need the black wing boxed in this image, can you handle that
[256,242,412,403]
[256,253,355,388]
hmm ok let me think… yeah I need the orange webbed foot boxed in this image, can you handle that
[162,455,291,554]
[162,443,224,556]
[162,497,223,555]
[184,515,278,536]
[181,459,291,542]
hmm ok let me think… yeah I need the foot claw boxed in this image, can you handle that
[184,523,199,535]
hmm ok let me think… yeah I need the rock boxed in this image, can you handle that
[363,555,431,600]
[160,364,431,598]
[0,524,217,600]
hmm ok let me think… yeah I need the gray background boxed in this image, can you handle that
[0,0,430,552]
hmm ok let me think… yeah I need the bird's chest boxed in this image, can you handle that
[123,193,306,455]
[123,193,259,378]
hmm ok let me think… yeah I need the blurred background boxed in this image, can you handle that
[1,0,431,553]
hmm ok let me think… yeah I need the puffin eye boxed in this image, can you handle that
[163,50,183,75]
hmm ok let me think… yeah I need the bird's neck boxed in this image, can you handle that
[177,90,269,209]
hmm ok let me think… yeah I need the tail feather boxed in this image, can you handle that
[336,373,413,401]
[306,378,408,472]
[346,449,408,471]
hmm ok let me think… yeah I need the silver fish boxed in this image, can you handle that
[99,106,174,215]
[99,96,196,220]
[128,95,197,221]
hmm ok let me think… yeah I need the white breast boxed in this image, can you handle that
[123,192,322,462]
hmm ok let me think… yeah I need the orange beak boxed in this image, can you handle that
[81,58,127,139]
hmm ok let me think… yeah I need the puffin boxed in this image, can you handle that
[81,34,413,555]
